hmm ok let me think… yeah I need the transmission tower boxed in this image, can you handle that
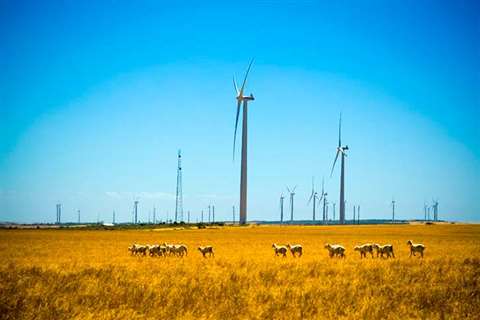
[175,149,183,222]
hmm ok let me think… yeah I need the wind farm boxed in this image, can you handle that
[1,1,479,320]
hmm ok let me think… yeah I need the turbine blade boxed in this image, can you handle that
[330,150,340,177]
[239,59,254,97]
[232,100,242,160]
[338,112,342,148]
[233,76,239,95]
[293,185,297,193]
[308,191,314,205]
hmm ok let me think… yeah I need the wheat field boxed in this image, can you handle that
[1,224,479,319]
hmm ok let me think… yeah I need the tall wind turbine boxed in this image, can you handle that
[330,113,349,224]
[287,186,297,222]
[307,178,318,221]
[233,59,255,225]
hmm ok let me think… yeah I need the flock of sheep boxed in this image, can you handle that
[128,240,426,259]
[323,240,426,258]
[128,243,214,258]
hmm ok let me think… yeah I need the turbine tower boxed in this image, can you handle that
[357,205,360,224]
[233,59,255,225]
[134,200,139,224]
[307,178,318,221]
[175,149,183,222]
[287,186,297,222]
[424,202,428,221]
[77,210,80,224]
[391,198,396,223]
[280,194,285,223]
[330,113,349,224]
[232,205,236,224]
[332,202,336,221]
[56,203,62,224]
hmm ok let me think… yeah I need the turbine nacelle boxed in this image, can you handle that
[236,94,255,102]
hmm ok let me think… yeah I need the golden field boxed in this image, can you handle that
[0,224,479,320]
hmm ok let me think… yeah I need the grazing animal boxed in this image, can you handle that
[286,244,303,257]
[372,244,395,258]
[324,243,346,258]
[171,244,188,257]
[272,244,288,257]
[407,240,425,258]
[131,244,148,256]
[354,243,374,258]
[148,244,163,257]
[162,243,175,256]
[198,246,214,258]
[128,245,137,255]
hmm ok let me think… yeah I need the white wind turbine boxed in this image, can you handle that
[233,59,255,225]
[330,113,349,224]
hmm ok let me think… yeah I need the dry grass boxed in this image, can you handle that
[1,224,479,319]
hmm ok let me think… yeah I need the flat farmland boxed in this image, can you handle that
[1,224,479,319]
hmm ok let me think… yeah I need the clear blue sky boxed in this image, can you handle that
[1,1,479,223]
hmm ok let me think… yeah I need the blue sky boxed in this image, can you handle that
[1,1,479,223]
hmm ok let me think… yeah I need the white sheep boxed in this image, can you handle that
[148,244,163,257]
[162,243,175,256]
[198,246,214,258]
[324,243,346,258]
[354,243,374,258]
[272,244,288,257]
[171,244,188,257]
[407,240,425,258]
[372,244,395,258]
[132,244,148,256]
[286,244,303,257]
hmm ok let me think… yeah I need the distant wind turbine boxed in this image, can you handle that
[318,178,328,224]
[287,186,297,222]
[233,59,255,225]
[307,177,319,221]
